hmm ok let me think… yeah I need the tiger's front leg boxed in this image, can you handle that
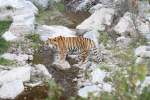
[80,50,89,64]
[73,50,89,69]
[59,49,67,63]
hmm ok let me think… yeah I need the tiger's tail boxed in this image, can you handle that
[90,47,104,63]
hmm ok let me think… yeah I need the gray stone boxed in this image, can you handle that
[0,80,24,99]
[76,8,115,31]
[36,25,76,41]
[0,65,31,84]
[34,64,52,80]
[28,0,49,9]
[2,31,18,41]
[78,85,101,98]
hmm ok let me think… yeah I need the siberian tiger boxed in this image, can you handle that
[45,36,103,64]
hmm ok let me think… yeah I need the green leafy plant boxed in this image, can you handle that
[99,32,110,46]
[25,34,41,43]
[55,3,65,12]
[25,34,42,49]
[0,58,15,66]
[0,38,10,54]
[139,85,150,100]
[46,80,63,100]
[0,21,12,35]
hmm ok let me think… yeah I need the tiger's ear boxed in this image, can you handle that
[57,36,62,38]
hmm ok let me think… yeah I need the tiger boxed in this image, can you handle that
[45,36,103,64]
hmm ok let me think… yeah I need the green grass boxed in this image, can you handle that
[25,34,41,43]
[55,3,65,12]
[0,38,10,54]
[0,21,12,54]
[46,80,63,100]
[0,58,15,66]
[99,32,110,46]
[0,21,12,35]
[25,34,42,49]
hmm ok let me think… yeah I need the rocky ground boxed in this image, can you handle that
[0,0,150,100]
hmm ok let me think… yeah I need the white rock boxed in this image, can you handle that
[0,80,24,99]
[135,57,146,64]
[0,0,38,35]
[29,0,49,9]
[2,31,18,41]
[89,4,103,14]
[114,12,135,35]
[135,46,150,57]
[1,53,32,62]
[141,76,150,89]
[98,83,112,92]
[34,64,52,79]
[75,0,92,11]
[53,60,71,70]
[114,12,150,35]
[91,68,106,83]
[102,83,112,92]
[0,0,38,14]
[137,19,150,34]
[36,25,76,41]
[76,8,115,31]
[0,66,31,84]
[25,81,43,87]
[116,36,132,47]
[138,1,150,21]
[78,85,100,98]
[10,13,36,34]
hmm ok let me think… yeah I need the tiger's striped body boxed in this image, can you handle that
[45,36,102,63]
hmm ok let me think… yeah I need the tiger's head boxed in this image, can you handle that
[45,37,59,49]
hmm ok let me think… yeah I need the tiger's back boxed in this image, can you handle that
[46,36,103,63]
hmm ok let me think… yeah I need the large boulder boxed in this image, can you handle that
[34,64,52,80]
[0,80,24,99]
[28,0,49,9]
[76,8,115,31]
[114,12,150,36]
[1,53,33,63]
[114,12,135,35]
[0,66,31,85]
[36,25,76,41]
[0,0,38,41]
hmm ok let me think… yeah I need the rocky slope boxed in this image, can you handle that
[0,0,150,99]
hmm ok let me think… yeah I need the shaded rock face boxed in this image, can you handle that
[65,0,129,14]
[32,46,80,98]
[65,0,100,11]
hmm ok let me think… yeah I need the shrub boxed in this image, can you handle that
[0,58,15,66]
[0,21,12,35]
[0,38,10,54]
